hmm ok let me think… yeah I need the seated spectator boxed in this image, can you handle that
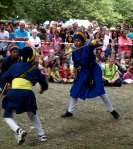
[119,57,130,73]
[49,66,62,83]
[123,60,133,84]
[102,57,122,87]
[59,63,73,83]
[38,57,51,80]
[115,56,126,75]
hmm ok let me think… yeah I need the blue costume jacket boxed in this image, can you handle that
[70,43,105,99]
[1,56,18,73]
[1,62,48,117]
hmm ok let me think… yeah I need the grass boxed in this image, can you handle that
[0,83,133,149]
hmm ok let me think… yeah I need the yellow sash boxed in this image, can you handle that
[12,78,32,90]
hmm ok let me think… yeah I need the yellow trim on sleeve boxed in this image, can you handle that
[91,40,97,45]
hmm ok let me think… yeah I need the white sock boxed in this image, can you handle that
[100,94,114,112]
[27,112,45,136]
[68,97,78,113]
[4,118,20,133]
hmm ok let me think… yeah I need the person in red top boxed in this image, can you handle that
[59,63,73,83]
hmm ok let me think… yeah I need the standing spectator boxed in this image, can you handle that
[38,27,47,41]
[103,29,111,51]
[96,48,105,67]
[0,45,19,92]
[42,40,54,58]
[14,21,29,49]
[118,31,132,59]
[105,44,112,58]
[127,28,133,59]
[65,35,73,66]
[1,45,19,74]
[0,22,9,56]
[5,22,15,40]
[111,30,119,53]
[52,30,62,53]
[28,29,41,55]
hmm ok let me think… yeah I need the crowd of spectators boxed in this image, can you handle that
[0,20,133,86]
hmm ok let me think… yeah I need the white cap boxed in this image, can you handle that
[32,29,38,33]
[110,27,116,31]
[19,20,26,25]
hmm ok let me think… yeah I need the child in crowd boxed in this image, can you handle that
[96,48,106,68]
[42,40,54,58]
[102,57,122,87]
[59,63,73,83]
[105,44,112,58]
[123,60,133,84]
[38,56,51,79]
[50,66,62,83]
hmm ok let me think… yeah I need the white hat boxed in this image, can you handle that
[110,27,116,31]
[19,20,26,25]
[32,29,38,33]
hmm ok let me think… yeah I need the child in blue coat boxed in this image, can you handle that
[1,47,48,145]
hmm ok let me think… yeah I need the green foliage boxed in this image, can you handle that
[0,0,14,18]
[113,0,133,24]
[0,0,132,25]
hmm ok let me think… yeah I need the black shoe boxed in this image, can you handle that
[61,111,73,118]
[110,110,120,119]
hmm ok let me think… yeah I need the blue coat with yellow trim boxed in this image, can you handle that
[70,42,105,99]
[1,62,48,117]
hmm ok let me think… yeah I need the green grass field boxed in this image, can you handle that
[0,83,133,149]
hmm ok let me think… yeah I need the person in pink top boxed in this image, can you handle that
[118,31,132,58]
[52,30,62,52]
[42,40,53,57]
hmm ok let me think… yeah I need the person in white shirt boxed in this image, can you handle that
[0,23,9,56]
[28,29,41,55]
[103,29,111,51]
